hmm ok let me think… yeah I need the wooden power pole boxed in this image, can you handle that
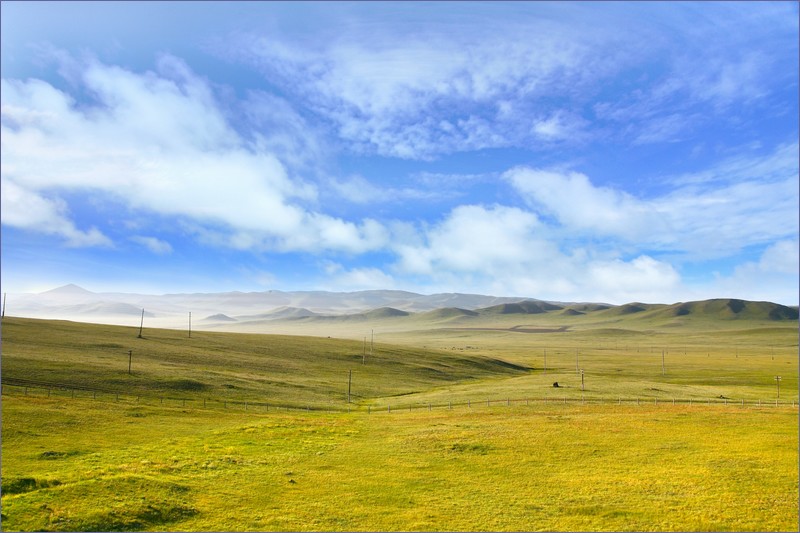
[348,370,352,403]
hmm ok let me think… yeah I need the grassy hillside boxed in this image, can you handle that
[191,300,799,406]
[0,317,527,408]
[1,315,798,531]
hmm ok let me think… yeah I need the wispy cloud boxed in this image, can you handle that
[130,235,173,255]
[0,54,389,254]
[223,12,611,159]
[221,2,796,160]
[505,142,799,259]
[0,177,111,247]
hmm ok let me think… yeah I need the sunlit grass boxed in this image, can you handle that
[2,396,797,531]
[1,316,798,531]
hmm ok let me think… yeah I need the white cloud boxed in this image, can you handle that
[691,240,800,305]
[328,174,443,205]
[228,14,611,159]
[505,144,799,259]
[394,205,544,276]
[0,55,388,254]
[0,177,111,247]
[221,3,796,159]
[130,235,173,255]
[323,265,397,292]
[585,256,681,303]
[505,167,665,241]
[389,203,682,303]
[757,240,799,275]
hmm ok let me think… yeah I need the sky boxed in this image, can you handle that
[1,1,798,305]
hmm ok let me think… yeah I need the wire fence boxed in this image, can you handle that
[2,377,798,414]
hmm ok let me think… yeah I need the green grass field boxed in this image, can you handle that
[1,316,798,531]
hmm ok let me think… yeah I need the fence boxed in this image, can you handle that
[2,377,797,415]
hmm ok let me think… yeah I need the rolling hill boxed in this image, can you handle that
[4,285,797,332]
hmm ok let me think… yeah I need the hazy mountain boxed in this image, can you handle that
[202,314,237,322]
[3,285,796,328]
[42,283,96,295]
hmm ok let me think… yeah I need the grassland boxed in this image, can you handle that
[1,315,798,531]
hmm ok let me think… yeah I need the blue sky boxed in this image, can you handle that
[1,1,798,304]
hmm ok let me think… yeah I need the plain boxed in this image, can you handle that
[1,312,798,531]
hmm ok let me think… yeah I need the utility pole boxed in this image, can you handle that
[137,309,145,338]
[775,376,781,399]
[580,369,585,391]
[128,350,132,375]
[348,370,352,403]
[2,292,6,319]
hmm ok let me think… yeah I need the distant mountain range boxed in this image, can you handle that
[3,284,797,329]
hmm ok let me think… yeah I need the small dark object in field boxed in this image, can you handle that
[288,479,296,484]
[553,382,560,388]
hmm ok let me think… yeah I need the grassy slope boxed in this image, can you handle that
[2,396,797,532]
[203,307,799,405]
[2,315,798,531]
[0,317,527,408]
